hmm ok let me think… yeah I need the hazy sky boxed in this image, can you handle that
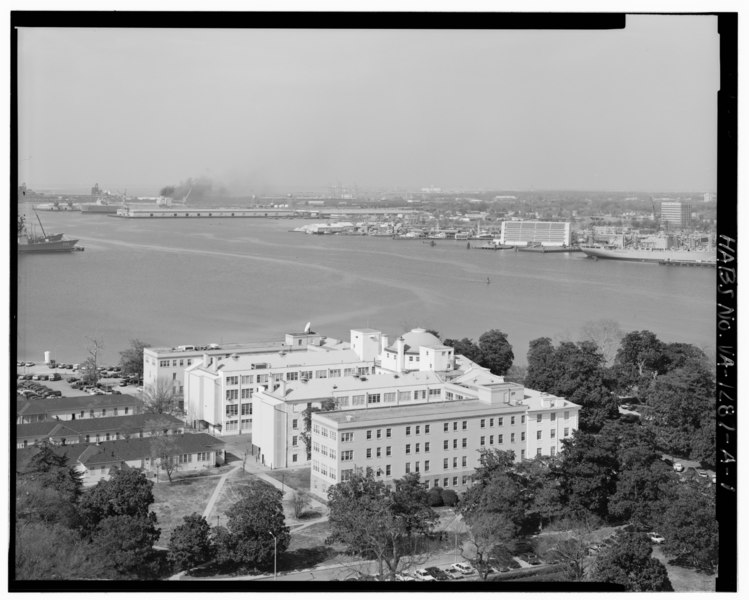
[17,15,719,194]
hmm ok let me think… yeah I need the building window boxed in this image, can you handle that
[415,462,420,473]
[405,462,411,473]
[536,430,542,440]
[537,448,542,457]
[226,376,238,386]
[453,439,457,449]
[386,465,391,476]
[405,444,411,454]
[498,417,503,426]
[462,475,468,485]
[341,469,354,482]
[342,432,353,442]
[292,419,298,429]
[480,419,485,428]
[453,422,458,431]
[453,477,458,486]
[551,413,556,421]
[425,442,430,452]
[367,448,372,459]
[489,435,494,445]
[564,427,569,437]
[376,429,382,439]
[443,422,449,432]
[353,395,366,406]
[565,411,570,420]
[453,457,458,468]
[286,372,298,381]
[241,403,251,415]
[511,416,515,425]
[511,433,515,443]
[386,446,391,456]
[341,451,354,461]
[444,478,449,487]
[415,443,421,453]
[550,447,556,456]
[406,426,411,436]
[521,449,526,459]
[368,393,381,404]
[226,389,238,401]
[415,425,421,435]
[443,440,449,450]
[462,456,467,467]
[498,434,503,444]
[521,415,525,424]
[227,405,238,417]
[425,424,430,434]
[537,414,542,422]
[384,392,396,403]
[489,418,494,427]
[480,436,485,446]
[386,428,392,438]
[424,460,430,472]
[551,429,556,438]
[316,370,327,379]
[521,432,525,441]
[462,421,467,430]
[292,436,298,447]
[367,430,372,440]
[443,458,448,469]
[377,447,382,458]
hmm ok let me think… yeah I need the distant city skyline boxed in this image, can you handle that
[18,15,719,195]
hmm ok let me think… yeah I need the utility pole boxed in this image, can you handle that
[269,531,278,581]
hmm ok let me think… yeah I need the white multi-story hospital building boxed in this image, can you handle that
[182,326,580,499]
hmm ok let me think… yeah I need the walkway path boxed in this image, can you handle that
[202,464,242,520]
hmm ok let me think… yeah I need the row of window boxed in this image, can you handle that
[536,428,569,439]
[311,423,338,440]
[70,406,130,419]
[225,388,253,401]
[225,403,252,417]
[311,460,337,480]
[479,416,523,428]
[159,358,193,367]
[224,420,251,431]
[311,441,337,459]
[480,433,522,445]
[536,411,570,422]
[225,366,371,388]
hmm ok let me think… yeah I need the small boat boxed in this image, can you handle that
[17,214,79,253]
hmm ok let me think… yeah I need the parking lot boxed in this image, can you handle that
[16,361,144,399]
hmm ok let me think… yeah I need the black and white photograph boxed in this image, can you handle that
[11,8,737,592]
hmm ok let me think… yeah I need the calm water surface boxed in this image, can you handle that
[16,208,716,365]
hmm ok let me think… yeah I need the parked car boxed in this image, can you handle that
[49,373,61,381]
[697,469,708,478]
[424,567,449,581]
[24,362,35,367]
[620,403,633,411]
[648,532,665,544]
[395,573,415,582]
[673,462,684,472]
[452,562,475,575]
[412,569,435,581]
[443,567,463,580]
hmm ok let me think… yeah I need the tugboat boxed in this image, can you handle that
[17,213,80,253]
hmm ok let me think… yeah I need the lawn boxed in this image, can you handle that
[151,474,223,546]
[264,467,310,492]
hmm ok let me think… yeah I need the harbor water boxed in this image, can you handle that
[16,208,716,366]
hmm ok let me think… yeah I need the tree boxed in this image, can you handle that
[533,515,599,581]
[15,521,97,580]
[220,479,289,569]
[144,376,182,415]
[80,337,104,386]
[89,514,161,579]
[657,479,718,574]
[119,338,150,378]
[290,490,311,519]
[611,330,668,396]
[477,329,514,375]
[168,513,213,573]
[590,534,673,591]
[299,398,337,457]
[443,337,483,364]
[556,430,619,521]
[644,363,715,460]
[327,471,438,580]
[78,468,157,533]
[461,511,515,580]
[579,319,624,367]
[149,434,182,483]
[525,338,618,433]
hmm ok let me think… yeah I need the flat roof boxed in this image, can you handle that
[314,397,529,429]
[263,371,446,401]
[216,348,363,373]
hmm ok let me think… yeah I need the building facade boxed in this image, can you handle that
[500,221,572,247]
[660,201,692,229]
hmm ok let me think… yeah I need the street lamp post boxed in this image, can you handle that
[269,531,277,581]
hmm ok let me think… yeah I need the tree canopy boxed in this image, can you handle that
[327,471,438,579]
[168,513,214,573]
[119,339,150,378]
[525,338,618,432]
[217,479,289,569]
[477,329,514,375]
[590,534,673,591]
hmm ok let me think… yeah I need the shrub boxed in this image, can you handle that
[441,489,459,507]
[427,487,444,507]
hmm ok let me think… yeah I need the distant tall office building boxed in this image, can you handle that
[660,201,692,229]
